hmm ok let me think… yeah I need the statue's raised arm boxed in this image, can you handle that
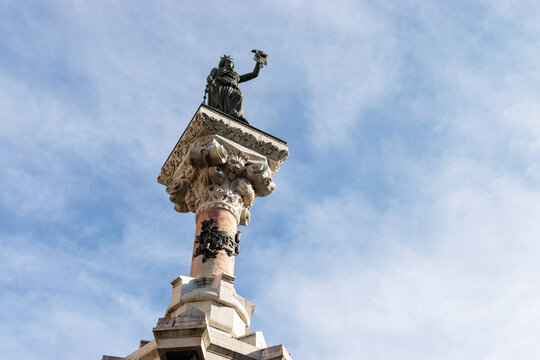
[239,50,268,83]
[205,50,268,124]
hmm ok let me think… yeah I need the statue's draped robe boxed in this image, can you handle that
[208,68,244,118]
[207,63,261,120]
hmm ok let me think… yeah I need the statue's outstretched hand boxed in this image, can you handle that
[251,49,268,67]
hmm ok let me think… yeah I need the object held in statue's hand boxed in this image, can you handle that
[251,49,268,67]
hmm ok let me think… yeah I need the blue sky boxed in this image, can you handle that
[1,1,540,359]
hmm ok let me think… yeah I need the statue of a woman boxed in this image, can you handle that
[206,50,267,124]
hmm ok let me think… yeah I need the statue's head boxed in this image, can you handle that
[219,55,234,70]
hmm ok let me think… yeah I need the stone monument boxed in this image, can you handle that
[102,52,292,360]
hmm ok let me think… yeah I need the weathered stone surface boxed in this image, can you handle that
[237,332,267,349]
[158,106,287,227]
[158,104,288,187]
[126,340,158,360]
[158,106,289,279]
[105,106,292,360]
[152,308,207,360]
[164,133,279,227]
[261,345,293,360]
[108,272,292,360]
[165,274,253,337]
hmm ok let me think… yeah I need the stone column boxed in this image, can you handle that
[157,105,289,279]
[103,105,293,360]
[192,207,238,277]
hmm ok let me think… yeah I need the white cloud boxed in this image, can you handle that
[268,0,399,149]
[2,1,540,360]
[252,159,540,359]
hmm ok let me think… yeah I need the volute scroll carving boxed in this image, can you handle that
[157,106,289,187]
[166,134,276,226]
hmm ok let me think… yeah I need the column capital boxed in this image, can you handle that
[158,105,289,226]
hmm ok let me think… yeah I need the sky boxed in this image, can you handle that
[1,1,540,359]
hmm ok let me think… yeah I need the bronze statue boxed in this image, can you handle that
[205,50,267,124]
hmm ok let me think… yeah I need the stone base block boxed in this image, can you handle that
[166,273,253,338]
[105,274,292,360]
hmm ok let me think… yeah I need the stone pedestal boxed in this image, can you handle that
[102,105,291,360]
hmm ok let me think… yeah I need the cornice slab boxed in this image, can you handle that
[158,104,289,187]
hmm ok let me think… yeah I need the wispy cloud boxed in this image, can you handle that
[1,1,540,359]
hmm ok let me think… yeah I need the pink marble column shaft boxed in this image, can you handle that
[190,208,238,278]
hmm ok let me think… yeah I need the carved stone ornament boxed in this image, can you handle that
[164,126,281,225]
[195,219,240,262]
[157,105,288,187]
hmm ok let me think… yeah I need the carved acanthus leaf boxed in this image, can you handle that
[158,107,288,186]
[165,134,278,226]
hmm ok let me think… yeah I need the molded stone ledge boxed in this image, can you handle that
[163,132,281,226]
[261,345,293,360]
[157,104,289,187]
[125,340,158,360]
[236,332,267,349]
[116,308,291,360]
[203,327,262,359]
[153,308,208,359]
[165,274,254,337]
[182,301,247,337]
